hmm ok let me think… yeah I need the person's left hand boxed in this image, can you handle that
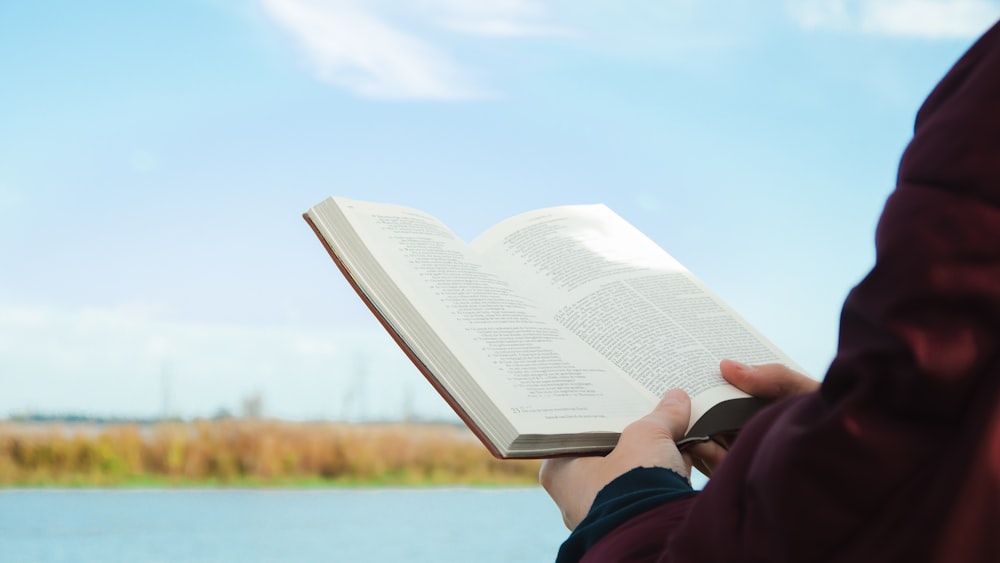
[538,388,693,530]
[686,360,819,476]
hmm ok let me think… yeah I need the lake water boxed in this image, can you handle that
[0,487,569,562]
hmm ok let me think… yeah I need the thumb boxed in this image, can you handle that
[625,388,691,443]
[656,388,692,442]
[611,388,693,477]
[542,391,693,531]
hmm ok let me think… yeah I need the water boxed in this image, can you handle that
[0,487,569,562]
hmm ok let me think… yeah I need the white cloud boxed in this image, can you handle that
[861,0,1000,37]
[789,0,1000,38]
[262,0,478,100]
[421,0,573,37]
[260,0,570,100]
[789,0,854,30]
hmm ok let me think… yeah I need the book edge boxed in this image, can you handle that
[678,396,770,449]
[303,212,512,459]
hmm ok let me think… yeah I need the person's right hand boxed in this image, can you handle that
[687,360,819,476]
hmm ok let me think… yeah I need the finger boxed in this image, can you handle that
[687,439,728,476]
[538,458,576,529]
[634,388,692,443]
[539,457,601,530]
[693,456,712,478]
[539,457,588,502]
[538,458,568,492]
[681,451,695,477]
[720,359,820,400]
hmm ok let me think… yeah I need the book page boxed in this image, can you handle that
[472,205,798,416]
[308,198,656,438]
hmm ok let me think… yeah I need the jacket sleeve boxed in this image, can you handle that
[555,467,696,563]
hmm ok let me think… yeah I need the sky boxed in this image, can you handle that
[1,0,998,421]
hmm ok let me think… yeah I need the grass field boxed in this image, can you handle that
[0,420,542,487]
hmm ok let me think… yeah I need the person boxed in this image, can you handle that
[541,17,1000,563]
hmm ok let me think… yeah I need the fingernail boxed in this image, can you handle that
[724,359,752,373]
[662,388,686,405]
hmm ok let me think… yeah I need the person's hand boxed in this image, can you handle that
[539,388,693,530]
[687,360,819,476]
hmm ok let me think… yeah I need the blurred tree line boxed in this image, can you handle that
[0,421,541,487]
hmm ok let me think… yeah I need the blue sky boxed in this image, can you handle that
[2,1,998,421]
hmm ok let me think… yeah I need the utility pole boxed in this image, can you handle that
[160,361,172,421]
[341,351,368,422]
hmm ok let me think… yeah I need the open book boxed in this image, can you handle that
[304,197,801,459]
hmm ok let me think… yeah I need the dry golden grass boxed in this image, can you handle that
[0,420,542,487]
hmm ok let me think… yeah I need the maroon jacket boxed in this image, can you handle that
[563,18,1000,563]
